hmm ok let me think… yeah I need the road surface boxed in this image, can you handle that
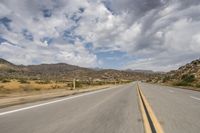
[0,84,143,133]
[0,82,200,133]
[140,83,200,133]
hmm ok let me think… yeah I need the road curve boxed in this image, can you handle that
[0,83,143,133]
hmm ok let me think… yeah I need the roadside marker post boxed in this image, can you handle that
[73,78,76,90]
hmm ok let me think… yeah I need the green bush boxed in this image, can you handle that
[195,84,200,88]
[92,81,104,85]
[7,69,17,73]
[173,81,191,86]
[181,74,195,83]
[162,76,170,83]
[75,81,82,88]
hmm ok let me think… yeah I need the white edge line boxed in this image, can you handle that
[0,87,115,116]
[190,96,200,101]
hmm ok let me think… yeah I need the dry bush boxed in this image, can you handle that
[20,85,41,92]
[18,79,30,84]
[0,85,11,94]
[1,79,11,83]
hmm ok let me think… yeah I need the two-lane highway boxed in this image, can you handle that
[0,83,143,133]
[1,82,200,133]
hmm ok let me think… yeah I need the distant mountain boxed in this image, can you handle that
[0,58,13,65]
[0,58,157,81]
[126,69,154,74]
[27,63,88,74]
[0,58,19,71]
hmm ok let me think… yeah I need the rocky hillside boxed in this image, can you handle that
[0,58,158,82]
[153,59,200,88]
[168,59,200,82]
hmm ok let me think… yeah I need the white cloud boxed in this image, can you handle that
[0,0,99,67]
[0,41,98,67]
[0,0,200,71]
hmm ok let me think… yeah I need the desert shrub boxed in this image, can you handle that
[34,88,41,91]
[0,86,11,94]
[51,85,60,89]
[7,69,17,73]
[30,77,39,80]
[122,80,132,84]
[195,84,200,88]
[36,80,51,84]
[21,86,32,92]
[146,79,152,82]
[173,81,190,86]
[162,76,170,83]
[181,74,195,83]
[95,81,104,85]
[67,83,73,87]
[21,85,40,92]
[1,79,11,83]
[75,81,82,88]
[18,79,30,84]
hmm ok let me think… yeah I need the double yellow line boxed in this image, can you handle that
[137,83,164,133]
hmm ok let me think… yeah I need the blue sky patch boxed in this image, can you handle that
[84,42,93,49]
[22,29,34,41]
[102,1,114,14]
[96,51,132,69]
[0,36,7,44]
[40,37,53,45]
[0,17,12,31]
[63,30,75,44]
[63,26,83,44]
[79,7,85,13]
[42,9,52,17]
[70,13,81,23]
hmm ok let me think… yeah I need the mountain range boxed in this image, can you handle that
[0,58,157,81]
[1,57,199,88]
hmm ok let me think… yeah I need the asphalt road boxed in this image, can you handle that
[0,82,200,133]
[140,83,200,133]
[0,83,143,133]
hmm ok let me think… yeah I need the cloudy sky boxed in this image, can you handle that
[0,0,200,71]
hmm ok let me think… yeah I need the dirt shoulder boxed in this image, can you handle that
[0,84,118,108]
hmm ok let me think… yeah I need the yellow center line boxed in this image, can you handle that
[137,83,164,133]
[137,86,152,133]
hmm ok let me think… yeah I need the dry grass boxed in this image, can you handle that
[0,80,70,94]
[0,79,127,99]
[0,80,21,90]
